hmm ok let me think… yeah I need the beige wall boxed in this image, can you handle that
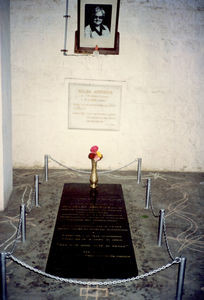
[10,0,204,172]
[0,0,13,211]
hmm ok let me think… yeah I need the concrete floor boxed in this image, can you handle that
[0,169,204,300]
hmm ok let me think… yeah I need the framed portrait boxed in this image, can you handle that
[75,0,120,54]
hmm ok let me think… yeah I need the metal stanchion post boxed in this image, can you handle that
[44,155,48,182]
[176,257,187,300]
[0,252,7,300]
[145,178,151,209]
[137,158,142,184]
[34,175,39,207]
[157,209,165,246]
[20,204,26,243]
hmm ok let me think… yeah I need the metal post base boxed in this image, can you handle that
[20,204,26,243]
[145,178,151,209]
[157,209,165,246]
[137,158,142,184]
[0,252,7,300]
[176,257,186,300]
[34,175,39,207]
[44,155,48,182]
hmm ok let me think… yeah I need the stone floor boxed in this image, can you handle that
[0,168,204,300]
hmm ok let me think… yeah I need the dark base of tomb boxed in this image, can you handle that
[46,183,138,279]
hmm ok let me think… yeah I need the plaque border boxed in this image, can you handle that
[67,80,122,131]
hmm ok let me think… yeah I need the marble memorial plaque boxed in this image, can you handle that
[46,183,138,279]
[68,83,121,130]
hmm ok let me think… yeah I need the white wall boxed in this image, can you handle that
[10,0,204,172]
[0,0,13,211]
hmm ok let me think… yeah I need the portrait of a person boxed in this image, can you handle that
[84,5,111,39]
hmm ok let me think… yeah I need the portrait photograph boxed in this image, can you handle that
[84,5,112,39]
[75,0,120,54]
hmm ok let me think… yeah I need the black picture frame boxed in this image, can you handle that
[75,0,120,55]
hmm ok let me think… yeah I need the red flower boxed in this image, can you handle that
[90,145,98,153]
[88,153,95,159]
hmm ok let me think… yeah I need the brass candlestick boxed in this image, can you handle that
[90,159,98,189]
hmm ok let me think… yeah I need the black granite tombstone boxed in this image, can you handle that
[46,183,138,279]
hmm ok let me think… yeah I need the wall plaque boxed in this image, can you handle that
[68,82,121,130]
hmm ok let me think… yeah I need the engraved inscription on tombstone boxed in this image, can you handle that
[46,183,138,279]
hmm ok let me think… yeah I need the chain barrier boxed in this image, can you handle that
[148,191,177,260]
[49,155,138,175]
[6,254,180,286]
[146,182,177,261]
[3,160,181,291]
[149,191,159,218]
[163,216,176,261]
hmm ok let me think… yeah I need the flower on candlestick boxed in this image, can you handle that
[90,145,98,153]
[88,146,103,162]
[88,153,95,159]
